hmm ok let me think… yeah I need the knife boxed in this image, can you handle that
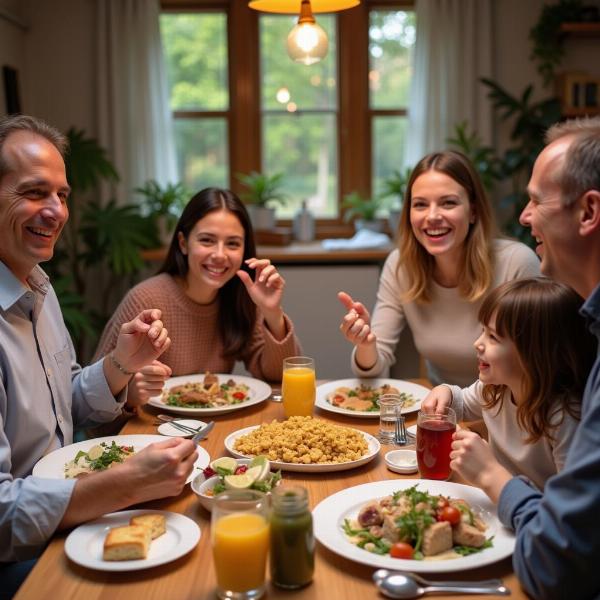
[191,421,215,443]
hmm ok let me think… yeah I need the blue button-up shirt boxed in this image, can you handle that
[498,281,600,599]
[0,262,125,562]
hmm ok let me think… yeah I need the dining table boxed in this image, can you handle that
[15,379,529,600]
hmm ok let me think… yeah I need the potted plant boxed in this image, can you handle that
[342,191,386,233]
[380,167,412,235]
[135,180,189,243]
[236,171,288,230]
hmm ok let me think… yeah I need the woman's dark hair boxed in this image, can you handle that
[159,187,256,358]
[479,277,595,443]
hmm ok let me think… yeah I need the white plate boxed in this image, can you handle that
[224,424,380,472]
[32,435,209,484]
[315,378,428,418]
[313,479,515,573]
[148,374,272,416]
[407,424,417,436]
[64,509,200,571]
[157,419,207,438]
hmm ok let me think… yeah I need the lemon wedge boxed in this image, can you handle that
[224,470,258,490]
[249,456,271,481]
[87,445,104,461]
[210,456,238,472]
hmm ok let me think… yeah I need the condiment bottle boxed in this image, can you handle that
[292,200,315,242]
[269,485,314,588]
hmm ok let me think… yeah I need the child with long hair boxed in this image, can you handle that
[95,187,301,406]
[422,277,595,494]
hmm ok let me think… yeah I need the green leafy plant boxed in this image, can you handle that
[380,167,413,209]
[529,0,587,86]
[236,171,288,207]
[342,191,385,222]
[135,180,188,232]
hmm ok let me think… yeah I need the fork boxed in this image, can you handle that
[394,415,408,446]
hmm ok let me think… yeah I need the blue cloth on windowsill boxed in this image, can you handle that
[321,229,391,250]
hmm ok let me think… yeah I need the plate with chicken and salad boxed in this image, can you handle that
[315,378,429,418]
[313,479,515,573]
[147,371,272,416]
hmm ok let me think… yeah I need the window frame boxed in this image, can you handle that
[161,0,413,228]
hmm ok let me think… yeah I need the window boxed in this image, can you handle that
[160,2,415,223]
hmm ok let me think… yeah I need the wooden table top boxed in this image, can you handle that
[15,382,528,600]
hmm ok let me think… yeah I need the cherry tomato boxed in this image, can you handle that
[390,542,414,559]
[438,506,461,525]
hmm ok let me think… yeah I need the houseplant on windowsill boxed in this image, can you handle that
[342,191,386,233]
[237,171,288,230]
[380,167,412,237]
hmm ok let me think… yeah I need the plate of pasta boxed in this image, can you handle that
[32,435,209,484]
[148,372,272,416]
[224,416,380,472]
[315,378,429,418]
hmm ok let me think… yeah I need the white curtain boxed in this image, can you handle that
[96,0,177,204]
[405,0,493,167]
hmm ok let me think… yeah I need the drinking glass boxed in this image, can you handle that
[212,490,270,600]
[281,356,316,418]
[378,394,404,444]
[416,407,457,480]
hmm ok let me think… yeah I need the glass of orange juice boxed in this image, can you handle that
[281,356,316,418]
[212,490,270,599]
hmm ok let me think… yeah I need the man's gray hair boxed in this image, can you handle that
[545,117,600,206]
[0,114,68,178]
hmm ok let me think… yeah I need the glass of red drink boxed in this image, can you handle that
[416,407,456,480]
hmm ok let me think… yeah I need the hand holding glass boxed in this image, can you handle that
[416,407,457,480]
[211,490,270,600]
[282,356,316,418]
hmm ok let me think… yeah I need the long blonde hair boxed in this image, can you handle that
[398,151,496,303]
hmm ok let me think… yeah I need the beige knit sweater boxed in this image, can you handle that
[94,273,301,382]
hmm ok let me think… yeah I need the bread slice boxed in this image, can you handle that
[130,514,166,540]
[103,525,151,561]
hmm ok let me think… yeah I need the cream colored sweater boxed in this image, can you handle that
[95,273,301,382]
[352,239,541,386]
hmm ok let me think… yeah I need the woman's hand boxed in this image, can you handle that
[450,429,512,503]
[127,360,172,407]
[422,385,453,414]
[338,291,375,347]
[237,258,287,339]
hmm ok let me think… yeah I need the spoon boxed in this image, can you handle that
[373,570,510,598]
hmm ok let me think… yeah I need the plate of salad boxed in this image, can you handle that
[313,479,515,573]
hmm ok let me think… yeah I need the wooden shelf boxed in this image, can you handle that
[560,22,600,36]
[562,107,600,118]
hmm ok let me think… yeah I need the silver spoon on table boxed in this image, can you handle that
[373,570,510,598]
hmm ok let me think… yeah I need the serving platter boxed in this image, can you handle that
[148,373,272,416]
[315,378,429,418]
[32,434,209,484]
[313,479,515,573]
[224,424,380,473]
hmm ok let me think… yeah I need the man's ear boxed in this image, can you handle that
[579,190,600,237]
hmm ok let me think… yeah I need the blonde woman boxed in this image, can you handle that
[339,151,540,386]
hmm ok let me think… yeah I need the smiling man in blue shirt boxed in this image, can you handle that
[447,117,600,599]
[0,115,198,592]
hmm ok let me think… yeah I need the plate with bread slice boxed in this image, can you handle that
[65,509,200,571]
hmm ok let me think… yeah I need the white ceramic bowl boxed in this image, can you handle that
[384,449,418,474]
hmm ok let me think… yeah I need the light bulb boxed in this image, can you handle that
[287,21,328,65]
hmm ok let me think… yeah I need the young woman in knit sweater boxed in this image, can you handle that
[422,277,595,493]
[338,151,541,387]
[95,187,301,405]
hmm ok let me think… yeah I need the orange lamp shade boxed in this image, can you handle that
[248,1,360,14]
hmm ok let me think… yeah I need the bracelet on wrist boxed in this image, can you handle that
[109,352,135,376]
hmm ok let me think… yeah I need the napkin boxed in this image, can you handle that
[321,229,391,250]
